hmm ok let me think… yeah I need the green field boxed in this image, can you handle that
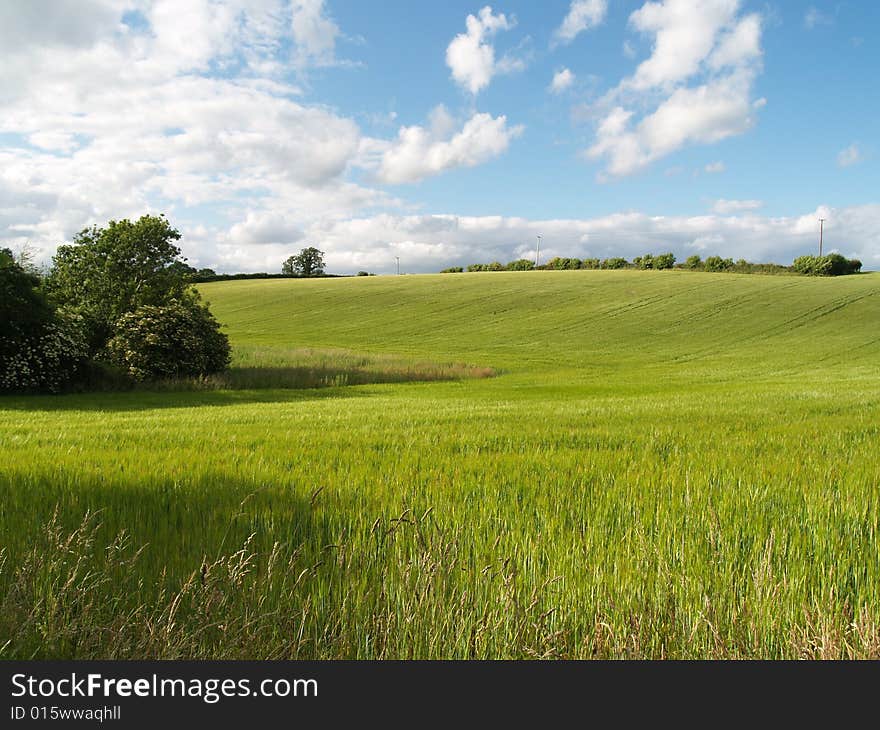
[2,270,879,658]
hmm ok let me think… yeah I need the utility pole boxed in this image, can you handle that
[395,256,400,275]
[535,235,542,267]
[819,218,825,256]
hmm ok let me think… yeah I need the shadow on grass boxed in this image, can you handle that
[0,468,338,658]
[0,383,367,412]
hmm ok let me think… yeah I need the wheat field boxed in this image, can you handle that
[2,270,879,658]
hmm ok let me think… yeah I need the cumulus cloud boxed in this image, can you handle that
[553,0,608,46]
[712,199,763,214]
[704,161,726,173]
[588,71,759,177]
[227,212,304,246]
[837,143,862,168]
[445,6,522,95]
[0,1,521,269]
[550,68,575,94]
[586,0,765,178]
[291,0,342,67]
[367,107,524,185]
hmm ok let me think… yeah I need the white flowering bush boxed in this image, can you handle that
[0,317,88,393]
[1,249,88,393]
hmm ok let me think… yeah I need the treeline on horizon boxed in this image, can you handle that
[441,252,863,277]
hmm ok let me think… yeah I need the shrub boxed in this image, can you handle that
[356,271,374,276]
[704,256,734,272]
[106,299,231,381]
[440,267,464,273]
[486,261,505,272]
[580,258,601,269]
[602,257,628,270]
[684,255,702,270]
[466,264,486,272]
[506,259,535,271]
[634,254,654,270]
[654,252,676,270]
[546,257,581,270]
[792,254,860,276]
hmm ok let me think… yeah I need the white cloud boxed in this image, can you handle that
[283,204,880,274]
[550,68,575,94]
[837,143,862,168]
[0,0,119,52]
[628,0,740,91]
[553,0,608,45]
[368,108,524,185]
[445,6,520,95]
[712,198,763,214]
[0,0,402,269]
[705,161,726,173]
[227,211,304,246]
[291,0,342,67]
[586,0,765,178]
[588,70,758,177]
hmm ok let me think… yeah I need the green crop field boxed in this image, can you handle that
[2,270,879,658]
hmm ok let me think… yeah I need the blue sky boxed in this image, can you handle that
[0,0,877,272]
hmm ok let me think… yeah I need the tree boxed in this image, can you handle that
[45,215,188,352]
[704,256,734,272]
[282,247,325,277]
[653,252,676,270]
[42,214,230,383]
[602,257,628,270]
[792,253,862,276]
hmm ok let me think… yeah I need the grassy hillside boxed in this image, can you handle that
[203,270,880,377]
[2,270,879,658]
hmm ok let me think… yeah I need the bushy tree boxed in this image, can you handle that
[704,256,734,272]
[654,252,676,270]
[45,215,187,352]
[440,267,464,273]
[41,214,230,385]
[684,255,702,269]
[106,298,231,381]
[506,259,535,271]
[546,257,581,270]
[602,257,628,269]
[282,247,325,277]
[792,253,862,276]
[580,258,601,269]
[634,254,654,270]
[1,249,86,392]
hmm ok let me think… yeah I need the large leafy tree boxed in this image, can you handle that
[282,247,325,277]
[45,215,188,351]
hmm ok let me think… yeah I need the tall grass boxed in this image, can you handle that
[1,270,879,658]
[165,346,495,390]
